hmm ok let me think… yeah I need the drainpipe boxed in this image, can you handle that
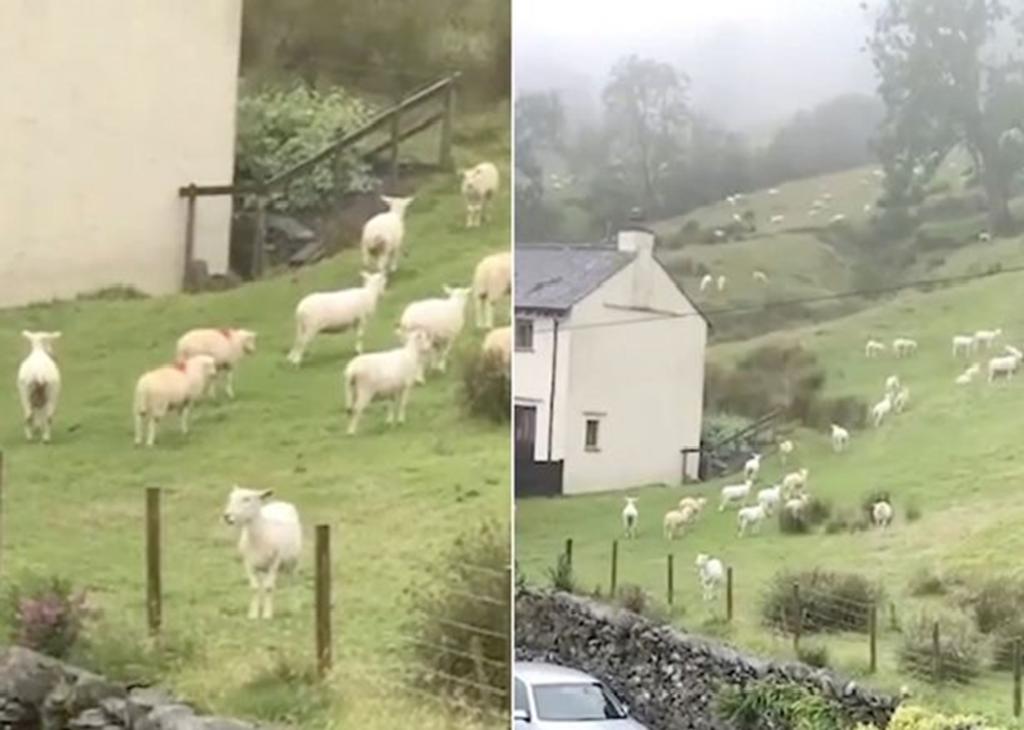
[547,318,560,461]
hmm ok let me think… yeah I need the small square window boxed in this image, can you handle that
[515,318,534,351]
[585,418,600,451]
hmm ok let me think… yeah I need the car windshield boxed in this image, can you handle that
[533,681,628,721]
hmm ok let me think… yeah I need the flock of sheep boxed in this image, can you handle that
[13,161,509,619]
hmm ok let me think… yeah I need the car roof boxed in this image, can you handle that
[515,661,600,685]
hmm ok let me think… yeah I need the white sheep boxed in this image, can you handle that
[398,286,473,376]
[893,386,910,414]
[753,270,769,284]
[481,326,511,367]
[717,275,727,292]
[287,272,387,365]
[726,195,738,206]
[956,364,980,385]
[343,330,434,435]
[16,331,62,443]
[756,484,782,514]
[472,251,511,330]
[785,493,809,516]
[678,496,707,515]
[952,335,975,357]
[743,452,762,480]
[778,439,794,464]
[893,338,918,358]
[831,424,850,452]
[360,195,415,276]
[133,355,218,447]
[719,479,753,511]
[865,340,886,358]
[829,213,846,225]
[714,228,726,240]
[768,188,780,196]
[872,500,894,529]
[769,214,785,224]
[863,203,873,213]
[979,231,992,242]
[222,486,302,620]
[695,553,724,601]
[176,327,257,399]
[732,213,743,223]
[663,508,690,539]
[700,274,714,292]
[988,353,1022,383]
[461,162,499,228]
[871,394,893,427]
[622,497,639,539]
[973,328,1002,350]
[885,374,901,396]
[782,468,809,495]
[737,503,768,536]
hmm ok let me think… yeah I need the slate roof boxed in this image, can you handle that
[515,244,634,312]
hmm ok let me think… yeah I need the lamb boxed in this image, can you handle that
[769,214,785,224]
[768,188,780,195]
[719,479,753,511]
[885,374,901,396]
[865,340,886,358]
[16,331,62,443]
[695,553,725,601]
[979,231,992,242]
[829,213,847,225]
[716,275,727,292]
[987,353,1022,383]
[785,493,809,516]
[287,272,387,365]
[472,251,511,329]
[713,228,726,240]
[756,485,782,514]
[133,355,218,447]
[663,509,690,539]
[481,326,511,367]
[461,162,499,228]
[872,500,894,529]
[871,394,893,427]
[778,439,794,464]
[726,195,738,206]
[700,274,714,291]
[892,386,910,414]
[622,497,639,539]
[952,335,975,357]
[782,468,809,496]
[678,496,707,515]
[360,195,415,276]
[737,503,768,536]
[398,286,473,376]
[831,423,850,452]
[732,213,743,223]
[343,330,434,435]
[743,452,762,480]
[973,328,1002,350]
[752,270,769,284]
[176,328,257,399]
[956,365,979,385]
[892,338,918,358]
[223,486,302,620]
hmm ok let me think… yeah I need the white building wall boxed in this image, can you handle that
[562,263,706,494]
[0,0,243,307]
[512,314,572,461]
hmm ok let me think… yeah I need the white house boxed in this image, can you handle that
[514,216,709,496]
[0,0,243,307]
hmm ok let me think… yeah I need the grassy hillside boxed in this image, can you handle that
[0,125,510,729]
[516,263,1024,723]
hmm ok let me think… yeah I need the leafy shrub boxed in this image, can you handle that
[222,653,331,725]
[908,568,946,598]
[235,84,376,212]
[547,553,576,593]
[797,643,830,669]
[778,499,831,536]
[460,350,510,423]
[807,395,868,430]
[761,569,881,634]
[76,622,200,683]
[2,574,92,659]
[961,578,1024,635]
[872,704,1004,730]
[990,619,1024,671]
[405,520,509,710]
[616,584,665,621]
[898,611,983,684]
[714,679,847,730]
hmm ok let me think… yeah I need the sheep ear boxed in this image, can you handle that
[259,489,273,500]
[442,285,453,295]
[21,330,33,340]
[49,332,62,340]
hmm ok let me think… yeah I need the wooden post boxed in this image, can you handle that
[439,80,455,169]
[932,621,941,683]
[667,554,674,607]
[145,487,162,638]
[251,194,267,280]
[564,538,573,569]
[1014,638,1021,717]
[183,185,197,289]
[610,540,618,597]
[726,566,734,622]
[869,603,878,674]
[315,524,332,678]
[389,105,401,187]
[792,582,802,654]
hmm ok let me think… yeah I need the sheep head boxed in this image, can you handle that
[223,486,274,525]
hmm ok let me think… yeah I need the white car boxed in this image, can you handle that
[514,661,649,729]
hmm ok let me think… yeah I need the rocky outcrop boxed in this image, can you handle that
[516,587,898,730]
[0,647,273,729]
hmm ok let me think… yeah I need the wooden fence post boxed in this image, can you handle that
[792,582,802,654]
[564,538,573,569]
[1014,638,1021,717]
[389,105,401,187]
[439,80,455,169]
[183,185,197,289]
[869,603,878,674]
[251,194,267,280]
[726,566,734,622]
[610,540,618,598]
[145,487,162,638]
[667,554,674,607]
[932,621,941,683]
[315,524,332,678]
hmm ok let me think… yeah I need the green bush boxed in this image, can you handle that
[1,573,92,659]
[898,611,983,684]
[460,349,510,423]
[871,704,1006,729]
[235,84,376,213]
[908,567,947,598]
[963,578,1024,635]
[714,679,848,730]
[796,643,830,669]
[615,584,665,621]
[761,569,881,634]
[547,553,576,593]
[778,498,831,535]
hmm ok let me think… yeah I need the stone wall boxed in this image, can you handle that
[515,587,898,730]
[0,646,272,729]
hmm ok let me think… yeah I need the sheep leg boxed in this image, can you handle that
[474,295,484,329]
[19,389,34,441]
[346,393,370,436]
[287,323,310,365]
[397,385,411,424]
[437,338,453,373]
[179,404,191,435]
[134,411,145,446]
[225,368,236,399]
[146,417,158,448]
[355,318,365,355]
[261,560,280,620]
[244,563,261,620]
[385,397,396,426]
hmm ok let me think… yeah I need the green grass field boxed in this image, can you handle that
[0,126,510,729]
[517,248,1024,725]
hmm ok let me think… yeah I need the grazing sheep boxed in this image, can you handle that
[732,213,743,223]
[343,330,434,435]
[398,286,473,376]
[829,213,847,225]
[893,386,910,414]
[768,188,780,196]
[753,270,769,284]
[756,485,782,514]
[695,553,725,601]
[973,328,1002,350]
[831,423,850,452]
[988,353,1022,383]
[287,272,387,365]
[872,500,894,529]
[481,326,511,367]
[622,497,639,539]
[716,275,727,292]
[871,394,893,427]
[678,496,707,514]
[726,195,738,206]
[1006,345,1023,360]
[719,479,753,511]
[700,274,714,292]
[743,453,762,480]
[885,374,901,396]
[782,468,809,496]
[952,334,975,357]
[472,251,511,329]
[360,195,415,276]
[461,162,499,228]
[778,439,794,464]
[663,509,689,539]
[16,331,62,443]
[979,231,992,242]
[893,338,918,358]
[176,328,257,399]
[133,355,218,447]
[956,366,979,385]
[863,203,873,213]
[785,493,809,516]
[865,340,886,358]
[737,503,768,536]
[769,214,785,224]
[714,228,727,240]
[223,486,302,620]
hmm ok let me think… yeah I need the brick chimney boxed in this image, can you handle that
[616,207,655,309]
